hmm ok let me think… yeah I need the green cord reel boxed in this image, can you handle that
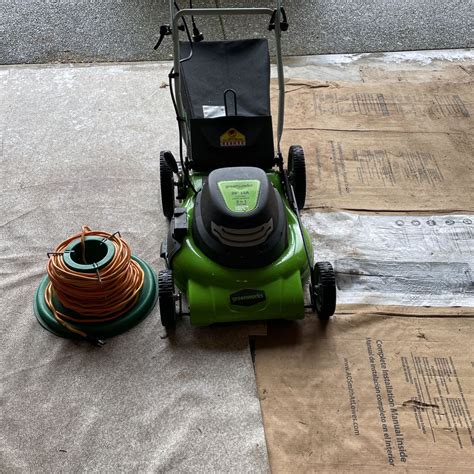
[34,232,158,344]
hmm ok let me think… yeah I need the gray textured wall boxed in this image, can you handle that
[1,0,473,64]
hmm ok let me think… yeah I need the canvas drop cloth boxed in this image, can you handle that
[0,64,269,472]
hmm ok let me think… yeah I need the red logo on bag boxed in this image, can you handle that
[220,128,246,147]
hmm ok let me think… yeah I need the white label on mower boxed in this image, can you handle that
[302,211,474,307]
[203,105,226,118]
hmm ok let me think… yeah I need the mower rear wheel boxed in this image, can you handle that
[288,145,306,210]
[312,262,336,320]
[160,151,175,220]
[158,270,176,328]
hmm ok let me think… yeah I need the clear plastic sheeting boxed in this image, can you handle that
[302,212,474,307]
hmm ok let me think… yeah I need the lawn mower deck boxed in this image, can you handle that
[160,169,312,326]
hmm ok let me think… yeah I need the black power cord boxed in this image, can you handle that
[189,0,204,42]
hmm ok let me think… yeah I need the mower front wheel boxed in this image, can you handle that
[312,262,336,320]
[158,270,177,328]
[160,151,175,220]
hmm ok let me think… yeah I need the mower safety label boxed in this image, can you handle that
[217,179,260,213]
[220,128,246,147]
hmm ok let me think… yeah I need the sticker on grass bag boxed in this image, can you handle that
[220,128,246,147]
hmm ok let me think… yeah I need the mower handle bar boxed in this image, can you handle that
[171,4,286,155]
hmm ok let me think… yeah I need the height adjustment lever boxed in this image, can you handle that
[154,24,172,50]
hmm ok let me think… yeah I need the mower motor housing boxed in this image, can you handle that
[192,167,288,269]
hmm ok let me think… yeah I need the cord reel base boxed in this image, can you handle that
[34,256,158,340]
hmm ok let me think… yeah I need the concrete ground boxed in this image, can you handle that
[1,0,473,65]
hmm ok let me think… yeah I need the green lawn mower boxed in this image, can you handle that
[156,0,336,327]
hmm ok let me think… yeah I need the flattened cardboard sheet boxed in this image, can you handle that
[256,315,474,473]
[280,80,473,133]
[282,128,473,212]
[271,79,473,212]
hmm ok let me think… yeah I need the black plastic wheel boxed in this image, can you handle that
[158,270,176,328]
[160,151,175,220]
[288,145,306,210]
[312,261,336,320]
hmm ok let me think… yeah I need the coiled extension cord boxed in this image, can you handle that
[45,226,144,341]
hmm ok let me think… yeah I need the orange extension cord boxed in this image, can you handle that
[45,226,144,339]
